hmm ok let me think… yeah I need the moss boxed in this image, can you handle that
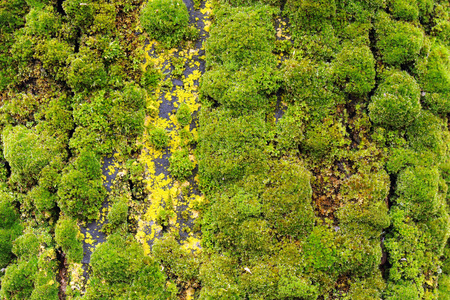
[168,149,194,180]
[285,0,336,33]
[332,44,376,95]
[275,103,307,152]
[375,11,424,66]
[205,5,277,70]
[369,70,421,129]
[55,217,83,263]
[439,274,450,300]
[0,259,38,300]
[388,0,419,21]
[198,109,268,191]
[396,165,440,220]
[147,127,169,150]
[67,51,107,92]
[57,161,106,221]
[283,58,337,113]
[140,0,191,48]
[3,125,58,188]
[107,196,128,229]
[415,43,450,113]
[86,233,173,299]
[303,225,337,271]
[62,0,94,31]
[90,233,144,283]
[303,118,349,158]
[153,234,200,281]
[407,110,447,161]
[12,232,40,260]
[262,160,314,239]
[176,102,192,127]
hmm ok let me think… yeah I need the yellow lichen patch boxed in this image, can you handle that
[84,231,95,245]
[134,0,211,259]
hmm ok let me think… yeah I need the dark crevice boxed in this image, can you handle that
[56,0,66,16]
[74,28,81,53]
[3,160,11,179]
[56,249,68,300]
[66,127,75,160]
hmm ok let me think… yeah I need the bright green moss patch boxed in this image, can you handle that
[140,0,192,48]
[369,70,421,128]
[198,109,268,191]
[86,233,175,299]
[55,217,83,262]
[176,102,192,127]
[375,11,424,66]
[332,44,376,95]
[148,126,169,149]
[168,149,194,180]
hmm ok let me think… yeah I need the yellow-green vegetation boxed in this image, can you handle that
[140,0,195,48]
[1,0,450,298]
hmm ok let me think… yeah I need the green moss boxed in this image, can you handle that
[303,225,337,271]
[205,5,277,70]
[176,102,192,127]
[91,233,144,283]
[24,6,61,37]
[140,0,191,48]
[3,126,58,188]
[62,0,94,31]
[262,160,314,239]
[0,259,38,300]
[169,149,194,180]
[198,109,268,191]
[57,157,106,220]
[375,11,424,65]
[439,274,450,300]
[148,127,169,150]
[369,70,421,128]
[153,234,200,281]
[34,38,73,81]
[55,217,83,262]
[275,103,307,152]
[86,233,174,299]
[396,165,440,220]
[332,44,376,95]
[303,118,349,158]
[407,110,447,161]
[388,0,419,21]
[415,43,450,113]
[107,196,128,228]
[285,0,336,33]
[67,51,107,92]
[12,232,40,260]
[283,58,337,114]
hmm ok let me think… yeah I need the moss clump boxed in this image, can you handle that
[415,43,450,113]
[86,233,175,299]
[376,11,424,66]
[332,44,376,95]
[148,127,169,150]
[55,217,83,262]
[168,149,194,180]
[176,102,192,127]
[369,70,421,128]
[140,0,191,48]
[107,197,128,229]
